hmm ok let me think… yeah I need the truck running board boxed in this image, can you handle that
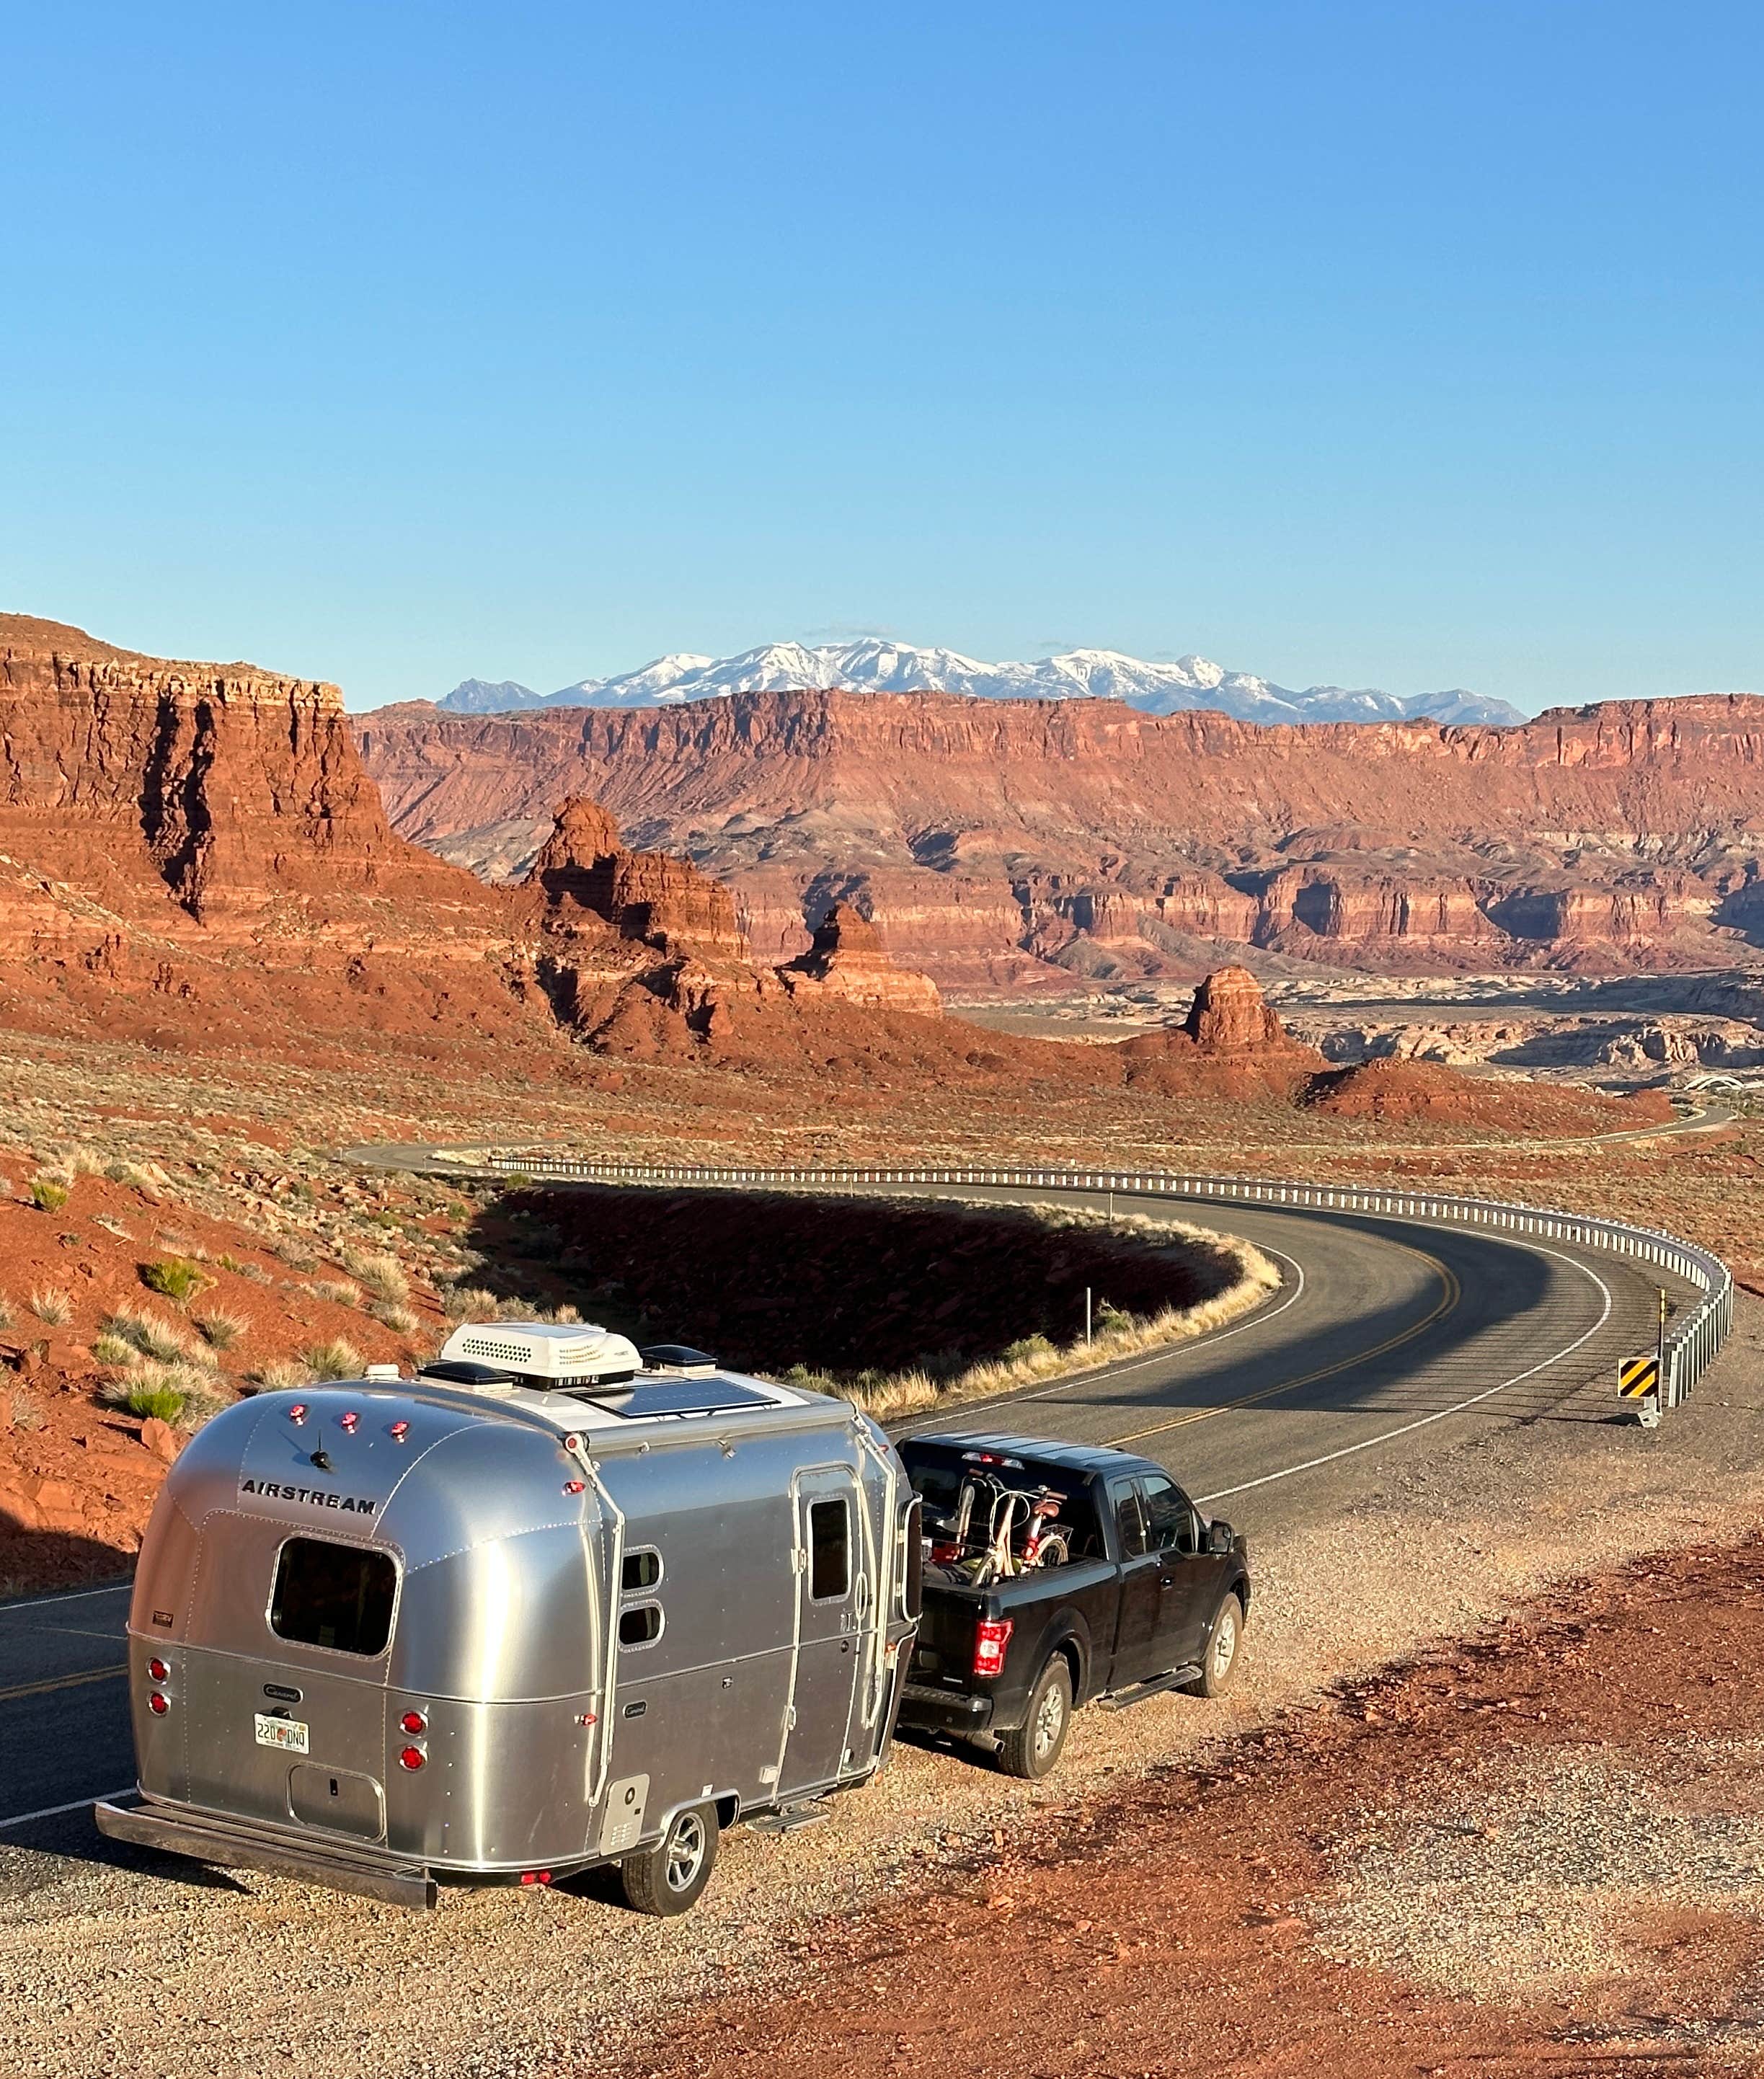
[746,1801,831,1835]
[1097,1664,1202,1712]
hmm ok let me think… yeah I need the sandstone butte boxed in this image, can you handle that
[0,613,1677,1135]
[0,614,974,1078]
[355,684,1764,988]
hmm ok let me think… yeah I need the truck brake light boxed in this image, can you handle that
[972,1617,1013,1678]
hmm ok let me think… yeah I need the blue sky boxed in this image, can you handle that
[2,2,1760,712]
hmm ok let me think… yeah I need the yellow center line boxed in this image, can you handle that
[0,1663,128,1705]
[1107,1248,1462,1448]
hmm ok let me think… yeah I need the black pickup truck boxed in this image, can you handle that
[895,1431,1251,1779]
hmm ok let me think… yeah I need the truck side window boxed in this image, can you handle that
[809,1497,850,1600]
[1107,1478,1147,1559]
[1140,1473,1196,1554]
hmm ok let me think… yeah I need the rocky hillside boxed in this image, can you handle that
[358,686,1764,988]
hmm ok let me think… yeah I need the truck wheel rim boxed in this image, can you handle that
[1212,1610,1237,1677]
[1034,1681,1065,1757]
[666,1814,706,1890]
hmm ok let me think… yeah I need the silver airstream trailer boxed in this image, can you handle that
[96,1322,921,1915]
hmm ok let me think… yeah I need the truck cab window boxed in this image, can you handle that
[809,1498,850,1600]
[1140,1473,1197,1554]
[270,1538,396,1657]
[1108,1478,1148,1559]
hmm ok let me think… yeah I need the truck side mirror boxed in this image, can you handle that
[1207,1520,1233,1556]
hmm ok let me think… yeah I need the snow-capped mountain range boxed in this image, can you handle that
[435,639,1527,727]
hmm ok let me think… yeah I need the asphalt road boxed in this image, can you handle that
[0,1182,1686,1853]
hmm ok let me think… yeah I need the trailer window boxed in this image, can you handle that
[619,1603,662,1647]
[621,1548,662,1593]
[808,1498,850,1600]
[270,1538,396,1657]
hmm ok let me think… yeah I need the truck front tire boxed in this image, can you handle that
[1192,1591,1244,1698]
[997,1658,1073,1780]
[619,1801,719,1916]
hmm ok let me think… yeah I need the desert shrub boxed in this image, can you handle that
[141,1258,210,1304]
[303,1337,363,1381]
[9,1390,43,1432]
[371,1302,420,1336]
[337,1248,409,1303]
[0,1297,12,1330]
[120,1383,187,1422]
[249,1357,316,1393]
[1001,1334,1057,1364]
[102,1308,198,1365]
[28,1177,68,1213]
[497,1295,546,1321]
[441,1284,499,1323]
[195,1308,248,1351]
[92,1331,142,1367]
[216,1253,246,1274]
[27,1286,74,1326]
[276,1237,319,1271]
[311,1278,363,1309]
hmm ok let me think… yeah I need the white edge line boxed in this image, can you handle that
[1,1583,132,1613]
[1195,1239,1615,1504]
[0,1790,133,1831]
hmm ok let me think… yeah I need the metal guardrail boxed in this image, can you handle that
[474,1153,1735,1414]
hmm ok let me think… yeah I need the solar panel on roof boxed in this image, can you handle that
[580,1377,776,1421]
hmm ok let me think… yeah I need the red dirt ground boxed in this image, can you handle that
[626,1537,1764,2079]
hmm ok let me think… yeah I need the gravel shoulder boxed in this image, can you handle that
[4,1299,1762,2079]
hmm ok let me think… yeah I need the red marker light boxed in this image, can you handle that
[339,1411,360,1434]
[563,1435,583,1453]
[398,1745,425,1771]
[389,1419,410,1442]
[147,1657,169,1683]
[288,1404,308,1424]
[563,1479,585,1495]
[148,1692,170,1716]
[400,1710,426,1735]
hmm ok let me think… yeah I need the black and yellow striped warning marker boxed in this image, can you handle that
[1618,1355,1660,1398]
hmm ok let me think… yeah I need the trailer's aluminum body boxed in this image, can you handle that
[97,1357,916,1905]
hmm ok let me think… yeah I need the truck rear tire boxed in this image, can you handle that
[997,1658,1073,1780]
[1192,1592,1244,1698]
[619,1801,719,1916]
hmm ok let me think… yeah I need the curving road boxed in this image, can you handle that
[0,1166,1693,1847]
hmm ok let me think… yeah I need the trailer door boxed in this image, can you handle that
[781,1468,864,1796]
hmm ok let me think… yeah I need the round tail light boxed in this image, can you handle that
[398,1745,426,1771]
[389,1419,411,1442]
[147,1692,169,1716]
[288,1404,308,1424]
[339,1411,360,1433]
[399,1710,426,1735]
[147,1657,169,1683]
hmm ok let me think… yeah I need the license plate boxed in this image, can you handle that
[254,1714,309,1754]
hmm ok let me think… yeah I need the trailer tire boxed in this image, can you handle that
[1192,1591,1244,1698]
[997,1657,1073,1780]
[619,1801,719,1917]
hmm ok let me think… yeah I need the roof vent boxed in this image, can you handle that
[364,1363,402,1381]
[639,1344,719,1378]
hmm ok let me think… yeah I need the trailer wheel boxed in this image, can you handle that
[619,1801,719,1917]
[997,1657,1073,1780]
[1192,1592,1244,1698]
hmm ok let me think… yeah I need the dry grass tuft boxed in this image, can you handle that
[303,1337,364,1381]
[102,1307,208,1367]
[26,1285,74,1327]
[371,1302,420,1336]
[249,1357,316,1393]
[441,1284,500,1323]
[337,1248,410,1303]
[310,1278,363,1309]
[195,1308,248,1351]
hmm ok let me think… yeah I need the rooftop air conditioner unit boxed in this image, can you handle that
[424,1320,642,1389]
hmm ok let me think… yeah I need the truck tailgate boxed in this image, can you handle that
[910,1579,986,1687]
